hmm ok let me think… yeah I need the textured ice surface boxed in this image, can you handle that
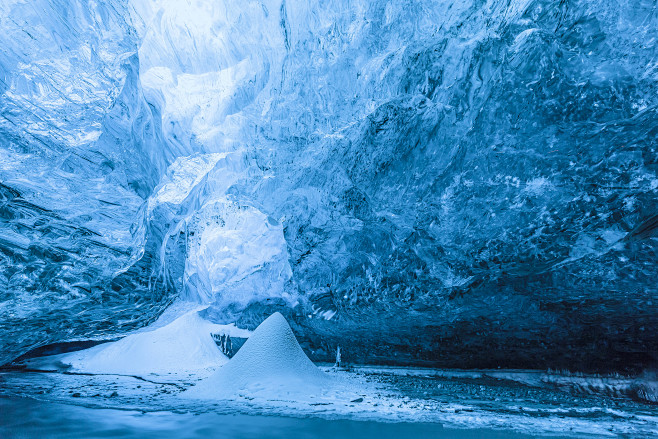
[185,312,329,398]
[1,0,657,370]
[146,151,293,307]
[0,0,179,363]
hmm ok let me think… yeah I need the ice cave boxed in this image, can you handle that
[0,0,657,437]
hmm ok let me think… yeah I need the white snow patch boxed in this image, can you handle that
[60,308,236,377]
[184,312,331,399]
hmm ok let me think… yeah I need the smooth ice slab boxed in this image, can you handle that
[185,312,329,398]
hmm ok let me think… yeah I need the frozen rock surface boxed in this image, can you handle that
[186,312,329,398]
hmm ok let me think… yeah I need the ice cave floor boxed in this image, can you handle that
[1,312,657,438]
[2,363,658,437]
[2,365,658,438]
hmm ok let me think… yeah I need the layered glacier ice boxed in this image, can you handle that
[1,0,657,372]
[0,0,175,364]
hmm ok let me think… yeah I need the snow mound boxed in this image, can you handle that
[60,309,231,377]
[185,312,329,398]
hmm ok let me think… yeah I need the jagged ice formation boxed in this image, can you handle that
[0,0,657,372]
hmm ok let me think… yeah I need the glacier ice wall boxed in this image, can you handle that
[0,0,188,363]
[1,0,657,371]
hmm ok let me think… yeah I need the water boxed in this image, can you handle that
[0,396,539,439]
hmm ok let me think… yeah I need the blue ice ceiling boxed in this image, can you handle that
[0,0,657,371]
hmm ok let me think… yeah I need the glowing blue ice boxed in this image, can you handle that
[0,0,656,371]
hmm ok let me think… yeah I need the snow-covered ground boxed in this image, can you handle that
[184,312,333,399]
[2,364,658,438]
[21,305,251,379]
[3,312,657,438]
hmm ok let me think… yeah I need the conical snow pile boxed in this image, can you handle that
[185,312,329,398]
